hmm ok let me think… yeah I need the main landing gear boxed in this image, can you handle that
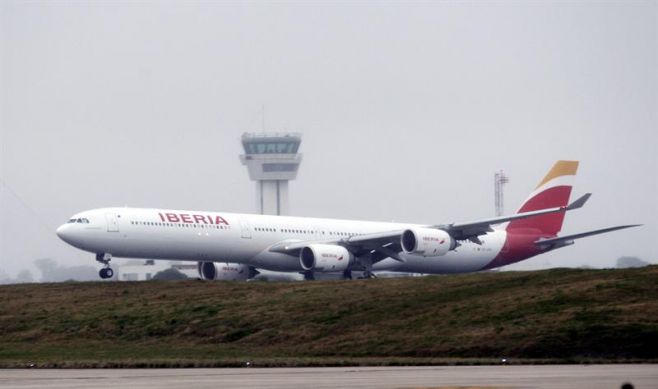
[96,253,114,279]
[356,253,377,279]
[361,270,377,279]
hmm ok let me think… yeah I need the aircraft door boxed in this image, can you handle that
[105,212,119,232]
[240,220,252,239]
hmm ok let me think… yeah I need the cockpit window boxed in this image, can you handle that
[68,218,77,223]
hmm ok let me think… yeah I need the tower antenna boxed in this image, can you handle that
[261,104,266,132]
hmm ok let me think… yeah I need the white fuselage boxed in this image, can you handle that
[57,207,507,274]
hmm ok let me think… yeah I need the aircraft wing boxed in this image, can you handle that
[269,194,592,263]
[269,230,406,263]
[534,224,641,250]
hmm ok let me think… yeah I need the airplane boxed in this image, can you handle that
[56,161,639,280]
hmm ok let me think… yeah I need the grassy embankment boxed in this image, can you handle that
[0,266,656,367]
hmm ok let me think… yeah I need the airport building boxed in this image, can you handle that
[118,261,197,281]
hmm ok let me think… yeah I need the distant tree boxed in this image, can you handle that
[616,256,649,269]
[152,268,188,281]
[0,269,12,284]
[34,258,98,282]
[34,258,57,278]
[15,269,34,283]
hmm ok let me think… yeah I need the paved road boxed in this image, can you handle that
[1,365,656,389]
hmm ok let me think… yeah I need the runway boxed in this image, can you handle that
[1,365,656,389]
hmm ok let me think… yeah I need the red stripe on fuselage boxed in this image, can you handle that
[507,185,572,236]
[481,229,548,270]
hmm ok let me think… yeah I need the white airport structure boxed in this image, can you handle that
[494,170,509,216]
[118,261,197,281]
[239,132,303,216]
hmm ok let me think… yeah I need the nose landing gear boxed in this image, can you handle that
[99,267,114,279]
[96,253,114,279]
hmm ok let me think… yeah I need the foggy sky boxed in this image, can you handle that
[1,1,656,277]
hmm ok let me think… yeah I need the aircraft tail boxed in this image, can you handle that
[506,160,579,236]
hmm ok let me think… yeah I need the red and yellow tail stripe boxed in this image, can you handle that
[508,160,579,235]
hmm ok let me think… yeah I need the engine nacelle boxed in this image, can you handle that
[401,228,455,257]
[197,261,250,281]
[300,244,353,272]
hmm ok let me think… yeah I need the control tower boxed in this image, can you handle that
[239,132,303,215]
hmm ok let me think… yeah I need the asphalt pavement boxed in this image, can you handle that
[1,364,656,389]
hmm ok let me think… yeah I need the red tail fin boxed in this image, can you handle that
[506,161,579,236]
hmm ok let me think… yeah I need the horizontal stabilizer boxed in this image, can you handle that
[566,193,591,210]
[535,224,641,250]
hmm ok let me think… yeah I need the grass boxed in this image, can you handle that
[0,266,656,367]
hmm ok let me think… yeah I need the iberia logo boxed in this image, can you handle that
[158,212,229,225]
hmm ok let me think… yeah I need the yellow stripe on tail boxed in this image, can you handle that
[536,160,579,189]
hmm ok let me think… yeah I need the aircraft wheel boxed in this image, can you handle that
[99,268,113,279]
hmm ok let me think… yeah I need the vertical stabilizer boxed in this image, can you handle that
[506,160,579,236]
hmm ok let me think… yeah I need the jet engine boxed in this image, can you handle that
[300,244,353,272]
[401,228,455,257]
[197,261,251,281]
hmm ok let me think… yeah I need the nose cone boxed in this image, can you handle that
[56,224,72,243]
